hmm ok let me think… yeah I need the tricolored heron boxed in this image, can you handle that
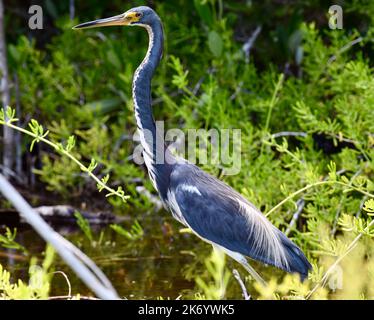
[74,6,311,285]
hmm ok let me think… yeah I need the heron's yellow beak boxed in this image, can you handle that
[73,12,141,29]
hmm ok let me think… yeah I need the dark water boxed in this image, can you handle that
[0,210,283,299]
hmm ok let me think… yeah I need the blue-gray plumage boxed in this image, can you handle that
[74,6,312,284]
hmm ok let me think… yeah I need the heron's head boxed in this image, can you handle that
[73,6,158,30]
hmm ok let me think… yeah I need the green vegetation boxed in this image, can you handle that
[0,107,129,202]
[0,0,374,299]
[110,221,144,241]
[0,246,54,299]
[74,211,94,242]
[194,248,231,300]
[0,228,27,254]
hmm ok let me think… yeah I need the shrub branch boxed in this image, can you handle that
[0,107,129,202]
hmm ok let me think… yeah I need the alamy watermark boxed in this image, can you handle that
[132,121,242,176]
[28,265,44,289]
[328,264,343,291]
[28,5,43,30]
[328,5,343,29]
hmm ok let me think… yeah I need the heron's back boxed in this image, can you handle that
[167,162,312,278]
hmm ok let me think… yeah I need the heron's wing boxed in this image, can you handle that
[168,163,311,278]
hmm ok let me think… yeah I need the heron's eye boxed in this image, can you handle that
[135,13,141,18]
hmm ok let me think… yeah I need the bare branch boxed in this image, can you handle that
[232,269,250,300]
[0,174,119,300]
[285,198,305,236]
[355,196,368,218]
[327,37,363,65]
[53,271,72,298]
[242,26,262,64]
[271,131,308,139]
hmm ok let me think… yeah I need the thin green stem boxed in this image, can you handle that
[281,147,302,164]
[265,178,374,299]
[265,180,374,217]
[261,73,284,155]
[0,120,129,202]
[182,86,200,103]
[306,218,374,299]
[217,0,223,21]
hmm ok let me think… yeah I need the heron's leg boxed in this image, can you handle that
[212,244,267,287]
[240,259,267,287]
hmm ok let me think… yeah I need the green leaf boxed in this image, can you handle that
[74,211,93,242]
[87,158,98,173]
[208,31,223,57]
[193,0,214,27]
[97,174,110,192]
[0,107,18,123]
[30,139,37,152]
[65,135,76,152]
[363,199,374,215]
[28,119,41,135]
[110,221,144,241]
[0,228,27,253]
[341,176,350,184]
[327,161,337,181]
[8,44,21,64]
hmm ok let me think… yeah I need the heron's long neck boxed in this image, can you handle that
[132,23,162,141]
[132,20,173,198]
